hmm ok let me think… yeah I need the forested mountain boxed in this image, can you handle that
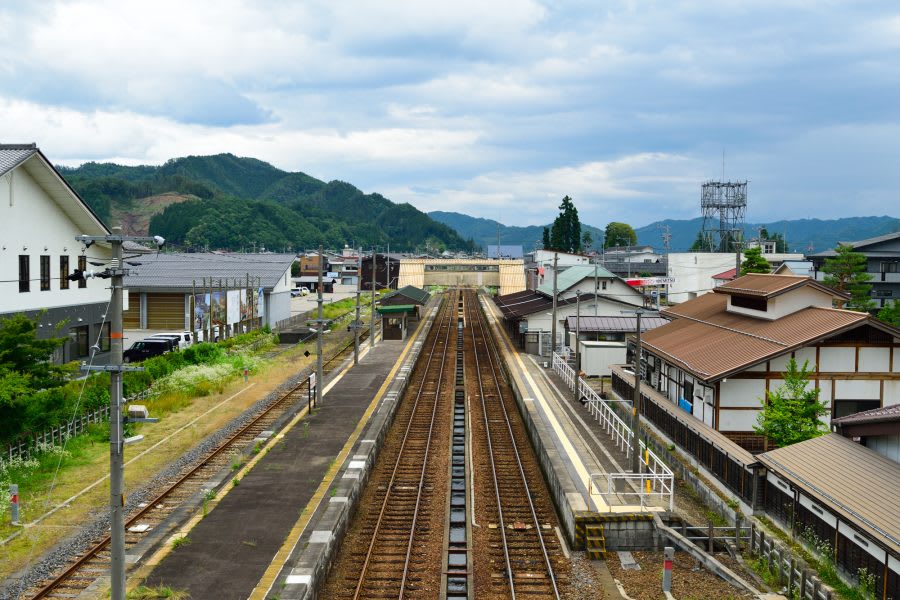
[58,155,472,252]
[431,211,900,255]
[429,211,605,253]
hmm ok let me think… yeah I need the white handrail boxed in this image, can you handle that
[552,353,674,511]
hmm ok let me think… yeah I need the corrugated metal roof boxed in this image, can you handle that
[536,264,616,296]
[646,292,869,380]
[566,315,668,333]
[757,434,900,553]
[125,252,295,291]
[809,230,900,256]
[0,144,38,176]
[714,273,808,297]
[832,403,900,426]
[381,285,430,304]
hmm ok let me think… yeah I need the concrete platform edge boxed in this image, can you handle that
[275,299,443,600]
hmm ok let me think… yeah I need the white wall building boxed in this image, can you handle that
[0,143,112,363]
[667,252,738,303]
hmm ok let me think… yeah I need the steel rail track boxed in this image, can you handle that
[26,330,366,600]
[465,289,561,600]
[351,292,456,600]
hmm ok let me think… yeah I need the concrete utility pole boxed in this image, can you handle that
[370,246,376,349]
[574,290,582,403]
[316,244,324,407]
[354,247,361,365]
[74,227,162,600]
[551,252,559,355]
[631,308,646,473]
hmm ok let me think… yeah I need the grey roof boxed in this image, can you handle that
[565,315,668,333]
[0,144,38,177]
[536,264,618,296]
[832,403,900,426]
[124,252,296,291]
[809,230,900,257]
[487,245,524,259]
[381,285,431,304]
[757,433,900,553]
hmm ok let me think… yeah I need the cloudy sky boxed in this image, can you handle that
[2,1,899,228]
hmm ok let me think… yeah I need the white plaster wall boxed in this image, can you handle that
[720,379,765,407]
[894,349,900,372]
[767,287,836,318]
[718,409,759,432]
[271,266,293,293]
[0,166,111,314]
[834,379,880,400]
[859,347,890,372]
[746,363,767,372]
[769,354,794,372]
[885,381,900,406]
[819,347,856,372]
[794,347,817,368]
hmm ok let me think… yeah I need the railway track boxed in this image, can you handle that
[21,327,368,600]
[465,289,566,599]
[324,291,456,599]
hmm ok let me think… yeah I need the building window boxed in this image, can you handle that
[60,256,70,290]
[833,399,880,419]
[881,262,897,273]
[78,255,87,289]
[99,322,110,352]
[875,289,892,298]
[602,281,607,290]
[72,325,89,358]
[731,295,768,311]
[18,255,29,292]
[40,255,50,291]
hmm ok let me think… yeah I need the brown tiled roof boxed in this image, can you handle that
[647,293,869,380]
[832,403,900,426]
[713,273,845,299]
[758,434,900,553]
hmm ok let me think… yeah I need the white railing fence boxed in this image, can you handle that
[552,352,674,511]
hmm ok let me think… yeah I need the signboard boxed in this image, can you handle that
[625,277,677,287]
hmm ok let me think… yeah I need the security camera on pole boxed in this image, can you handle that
[73,228,162,600]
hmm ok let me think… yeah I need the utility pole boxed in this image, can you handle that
[574,290,582,402]
[628,307,649,473]
[354,247,361,365]
[550,252,559,355]
[594,261,599,316]
[316,244,324,407]
[370,246,376,349]
[734,233,742,280]
[74,228,162,600]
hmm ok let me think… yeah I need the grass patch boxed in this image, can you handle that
[127,585,190,599]
[171,536,191,549]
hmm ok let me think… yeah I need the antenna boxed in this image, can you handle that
[659,224,671,253]
[722,148,725,181]
[699,180,748,252]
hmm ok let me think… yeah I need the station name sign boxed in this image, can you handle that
[625,277,677,287]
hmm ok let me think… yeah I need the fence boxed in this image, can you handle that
[748,524,835,600]
[4,388,154,463]
[610,367,759,506]
[552,353,674,511]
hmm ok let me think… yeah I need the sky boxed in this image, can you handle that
[1,1,899,229]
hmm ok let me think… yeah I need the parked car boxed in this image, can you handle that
[147,333,190,351]
[291,288,302,297]
[123,339,171,363]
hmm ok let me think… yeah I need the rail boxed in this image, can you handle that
[552,353,674,511]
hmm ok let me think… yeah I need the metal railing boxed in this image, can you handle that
[589,472,674,511]
[552,353,674,511]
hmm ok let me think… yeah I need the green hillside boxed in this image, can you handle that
[58,155,472,252]
[429,211,605,252]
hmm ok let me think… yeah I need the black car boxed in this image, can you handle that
[123,339,171,363]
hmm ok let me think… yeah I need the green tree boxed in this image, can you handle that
[604,222,637,249]
[877,300,900,327]
[740,247,771,275]
[689,230,708,251]
[822,243,874,311]
[582,231,593,251]
[542,226,551,250]
[0,313,68,389]
[549,196,582,253]
[754,358,829,447]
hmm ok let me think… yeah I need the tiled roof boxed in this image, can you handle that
[758,434,900,552]
[713,272,846,300]
[711,268,737,280]
[809,230,900,256]
[832,403,900,426]
[646,292,871,380]
[0,144,38,177]
[536,264,616,296]
[125,252,296,291]
[565,315,668,333]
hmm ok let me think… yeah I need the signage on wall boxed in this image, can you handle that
[625,277,676,287]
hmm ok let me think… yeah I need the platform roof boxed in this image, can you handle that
[566,315,668,333]
[125,252,296,292]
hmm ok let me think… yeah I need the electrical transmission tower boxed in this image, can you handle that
[699,180,747,252]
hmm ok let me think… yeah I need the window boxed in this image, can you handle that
[875,289,892,298]
[40,255,50,291]
[72,325,89,358]
[18,255,29,292]
[99,322,110,352]
[881,262,897,273]
[731,294,768,311]
[602,281,607,290]
[78,255,87,288]
[60,256,70,289]
[833,399,880,419]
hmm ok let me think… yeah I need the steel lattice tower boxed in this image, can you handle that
[699,181,747,252]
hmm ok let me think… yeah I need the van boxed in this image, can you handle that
[145,335,181,352]
[149,332,193,349]
[123,339,170,363]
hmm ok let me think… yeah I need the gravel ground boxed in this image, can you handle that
[0,352,320,600]
[608,550,756,600]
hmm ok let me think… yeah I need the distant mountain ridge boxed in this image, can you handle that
[430,211,900,255]
[58,154,472,252]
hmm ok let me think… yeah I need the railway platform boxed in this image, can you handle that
[140,305,438,600]
[480,295,671,549]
